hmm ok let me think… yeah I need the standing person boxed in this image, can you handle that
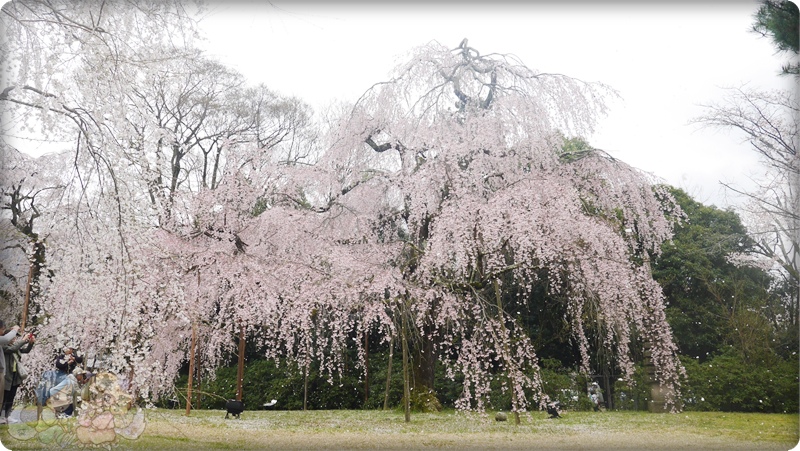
[3,331,35,422]
[0,320,20,425]
[588,381,605,412]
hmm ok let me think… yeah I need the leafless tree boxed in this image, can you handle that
[694,86,799,327]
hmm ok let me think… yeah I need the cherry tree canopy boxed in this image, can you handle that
[315,40,686,412]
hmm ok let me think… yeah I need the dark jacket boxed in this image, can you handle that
[0,329,18,375]
[55,351,84,374]
[3,335,32,387]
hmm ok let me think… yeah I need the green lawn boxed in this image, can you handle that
[1,407,798,450]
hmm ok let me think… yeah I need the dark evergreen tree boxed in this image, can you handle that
[752,0,800,75]
[652,188,778,363]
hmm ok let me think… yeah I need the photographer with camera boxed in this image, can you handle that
[2,330,34,423]
[0,320,20,425]
[55,346,84,375]
[35,344,86,420]
[53,346,84,416]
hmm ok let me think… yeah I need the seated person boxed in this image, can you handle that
[35,369,61,420]
[46,367,90,418]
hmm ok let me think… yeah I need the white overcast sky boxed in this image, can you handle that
[196,1,797,209]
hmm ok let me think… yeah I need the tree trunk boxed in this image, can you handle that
[494,279,520,425]
[412,326,435,392]
[603,367,612,411]
[383,336,394,410]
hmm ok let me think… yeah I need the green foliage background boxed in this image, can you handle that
[166,186,797,415]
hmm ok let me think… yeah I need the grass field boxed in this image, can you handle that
[1,407,798,450]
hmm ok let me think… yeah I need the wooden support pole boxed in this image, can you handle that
[364,331,370,404]
[383,336,393,411]
[186,268,200,415]
[20,263,33,331]
[186,321,197,416]
[303,364,308,411]
[236,325,245,402]
[402,320,410,423]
